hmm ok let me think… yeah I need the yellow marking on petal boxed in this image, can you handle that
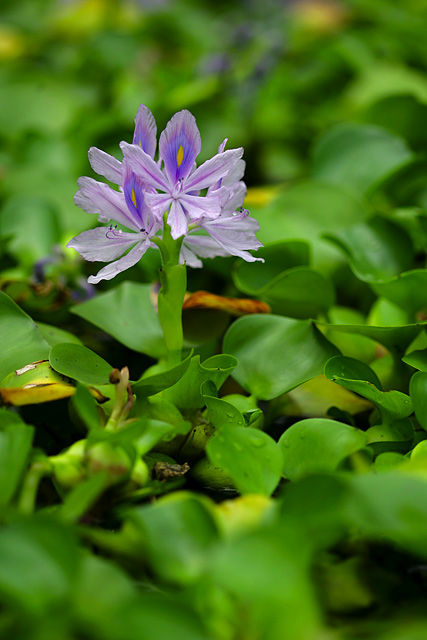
[131,188,137,207]
[176,145,184,167]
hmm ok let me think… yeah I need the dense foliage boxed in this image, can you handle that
[2,0,427,638]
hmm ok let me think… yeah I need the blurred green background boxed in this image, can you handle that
[1,0,427,286]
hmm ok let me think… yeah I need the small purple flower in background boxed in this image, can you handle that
[68,104,263,283]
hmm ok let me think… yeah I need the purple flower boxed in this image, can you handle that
[68,104,263,283]
[87,104,157,187]
[68,160,160,284]
[180,139,263,267]
[120,110,244,239]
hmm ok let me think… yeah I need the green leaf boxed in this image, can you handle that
[0,517,78,613]
[207,427,283,496]
[363,95,427,151]
[133,349,193,397]
[128,493,219,584]
[135,418,192,456]
[71,282,166,359]
[209,525,320,639]
[324,216,414,282]
[324,356,382,389]
[325,356,413,451]
[233,240,310,292]
[37,323,83,347]
[0,417,34,507]
[0,197,61,267]
[0,292,50,383]
[347,473,427,558]
[312,124,414,195]
[403,349,427,371]
[234,242,335,318]
[164,354,237,410]
[59,472,110,523]
[278,418,368,481]
[254,181,369,270]
[410,371,427,432]
[223,315,339,400]
[317,320,424,360]
[371,270,427,317]
[325,357,412,422]
[203,392,246,429]
[72,383,101,432]
[49,343,113,385]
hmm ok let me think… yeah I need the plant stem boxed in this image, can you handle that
[18,460,50,514]
[153,220,186,367]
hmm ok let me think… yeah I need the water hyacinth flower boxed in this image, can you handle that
[68,161,161,284]
[68,104,263,282]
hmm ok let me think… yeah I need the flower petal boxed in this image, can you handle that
[184,233,230,259]
[145,192,173,218]
[122,161,152,230]
[201,213,264,261]
[179,243,203,268]
[88,147,123,185]
[167,199,188,239]
[159,110,201,185]
[88,241,149,284]
[67,227,142,261]
[185,148,243,192]
[222,159,246,187]
[120,142,168,191]
[180,193,221,221]
[133,104,157,158]
[74,177,141,231]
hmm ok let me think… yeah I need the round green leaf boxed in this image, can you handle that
[313,124,414,194]
[254,181,369,271]
[371,270,427,317]
[207,427,283,496]
[223,315,339,400]
[324,216,414,282]
[128,493,219,584]
[233,240,310,293]
[71,282,165,359]
[325,356,382,389]
[49,343,113,385]
[0,292,50,383]
[278,418,368,481]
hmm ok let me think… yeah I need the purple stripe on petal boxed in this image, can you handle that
[185,148,243,192]
[88,241,148,284]
[88,147,122,185]
[122,162,149,229]
[120,142,168,191]
[67,227,141,261]
[133,104,157,158]
[159,110,201,185]
[74,177,140,231]
[167,200,188,239]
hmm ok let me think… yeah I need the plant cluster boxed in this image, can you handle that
[2,1,427,639]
